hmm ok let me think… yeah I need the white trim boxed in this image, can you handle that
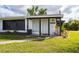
[0,14,63,20]
[27,14,63,19]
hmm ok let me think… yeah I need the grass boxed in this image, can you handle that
[0,33,35,41]
[0,31,79,52]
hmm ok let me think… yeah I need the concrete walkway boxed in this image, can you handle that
[0,38,32,44]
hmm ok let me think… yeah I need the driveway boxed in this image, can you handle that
[0,38,32,44]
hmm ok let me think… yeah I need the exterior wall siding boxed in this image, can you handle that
[32,19,39,35]
[50,18,56,35]
[25,19,27,32]
[28,19,32,29]
[41,19,48,35]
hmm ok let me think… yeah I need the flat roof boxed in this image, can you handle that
[0,14,63,20]
[0,16,25,20]
[27,14,63,19]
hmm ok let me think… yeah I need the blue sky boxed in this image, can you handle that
[0,5,79,22]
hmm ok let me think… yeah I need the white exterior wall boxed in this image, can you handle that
[50,18,56,35]
[41,19,48,35]
[32,19,49,35]
[32,19,57,36]
[0,20,6,32]
[50,23,56,35]
[28,19,32,29]
[25,19,27,32]
[0,20,3,32]
[32,19,39,35]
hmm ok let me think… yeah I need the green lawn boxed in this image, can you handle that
[0,31,79,53]
[0,33,35,41]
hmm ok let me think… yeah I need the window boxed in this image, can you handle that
[3,20,25,30]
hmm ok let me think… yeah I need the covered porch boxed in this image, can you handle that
[27,14,62,36]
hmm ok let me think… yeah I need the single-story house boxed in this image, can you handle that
[0,14,63,36]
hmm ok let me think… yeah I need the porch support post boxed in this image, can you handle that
[39,19,41,36]
[59,18,61,36]
[48,18,50,36]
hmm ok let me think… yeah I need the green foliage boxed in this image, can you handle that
[63,23,69,30]
[27,6,47,16]
[61,21,65,32]
[38,8,47,15]
[61,24,65,32]
[27,6,39,16]
[63,20,79,30]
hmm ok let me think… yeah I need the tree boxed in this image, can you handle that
[63,23,70,30]
[63,20,79,31]
[69,20,79,30]
[27,6,38,16]
[38,8,47,15]
[27,6,47,16]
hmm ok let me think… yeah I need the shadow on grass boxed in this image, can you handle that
[0,33,35,41]
[0,33,52,41]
